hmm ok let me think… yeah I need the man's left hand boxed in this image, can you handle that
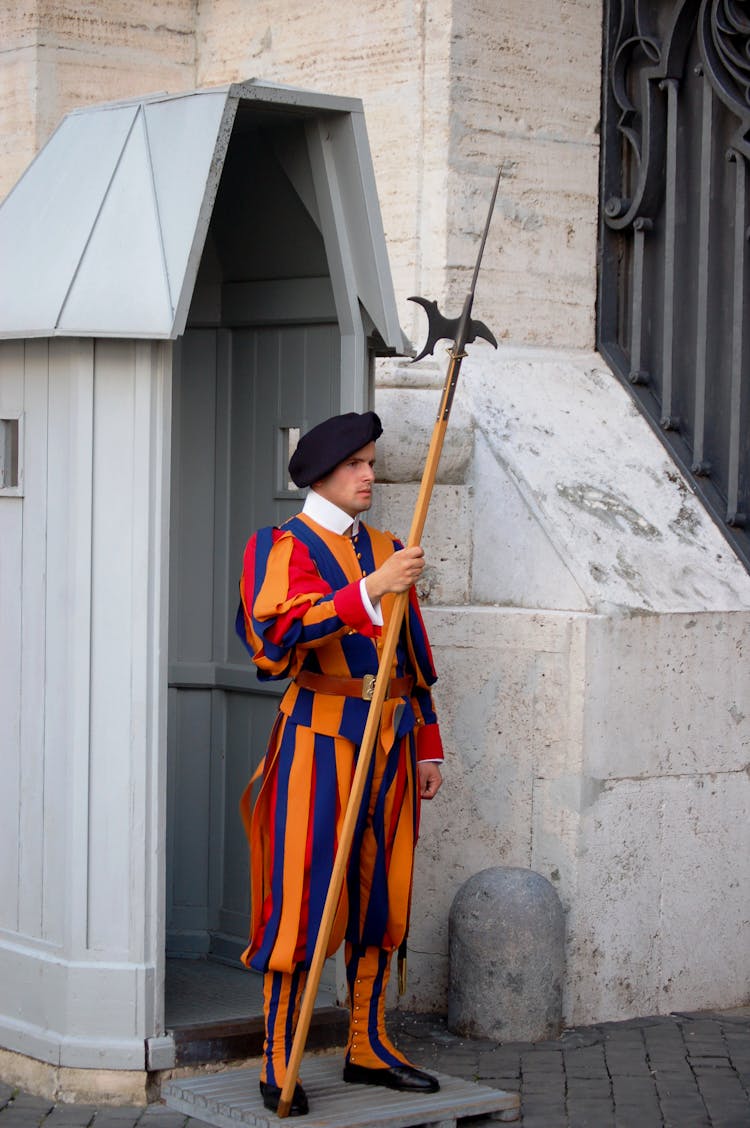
[418,761,442,800]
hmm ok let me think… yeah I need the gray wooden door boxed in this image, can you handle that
[166,323,338,963]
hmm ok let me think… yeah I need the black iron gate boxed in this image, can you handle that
[599,0,750,568]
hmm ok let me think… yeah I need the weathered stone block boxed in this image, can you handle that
[566,771,750,1023]
[448,866,565,1042]
[370,483,472,605]
[375,386,473,485]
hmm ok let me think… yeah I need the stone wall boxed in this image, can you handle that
[406,598,750,1025]
[1,0,603,351]
[373,345,750,1024]
[3,0,749,1031]
[194,0,603,348]
[196,0,454,349]
[445,0,602,348]
[566,611,750,1020]
[0,1,196,201]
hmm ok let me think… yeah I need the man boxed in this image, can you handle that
[236,410,444,1116]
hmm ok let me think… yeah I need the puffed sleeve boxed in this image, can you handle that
[236,526,378,680]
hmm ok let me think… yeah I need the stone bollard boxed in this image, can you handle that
[448,866,565,1043]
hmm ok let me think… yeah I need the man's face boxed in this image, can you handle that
[313,441,376,518]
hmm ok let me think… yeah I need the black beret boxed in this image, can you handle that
[288,411,383,488]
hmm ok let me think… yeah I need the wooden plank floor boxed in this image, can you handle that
[162,1054,520,1127]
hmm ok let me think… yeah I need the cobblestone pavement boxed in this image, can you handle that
[1,1008,749,1127]
[392,1008,750,1127]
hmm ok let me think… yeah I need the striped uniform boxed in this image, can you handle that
[236,513,443,976]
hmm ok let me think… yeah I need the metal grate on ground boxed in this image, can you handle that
[162,1055,520,1128]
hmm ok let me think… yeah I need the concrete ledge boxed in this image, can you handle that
[0,1047,151,1106]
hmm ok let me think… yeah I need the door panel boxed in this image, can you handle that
[216,689,281,950]
[167,323,338,963]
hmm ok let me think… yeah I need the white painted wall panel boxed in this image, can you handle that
[0,937,155,1068]
[0,341,24,933]
[85,340,172,960]
[0,336,171,1066]
[57,342,96,962]
[129,341,171,979]
[43,353,73,948]
[17,342,49,941]
[87,341,138,954]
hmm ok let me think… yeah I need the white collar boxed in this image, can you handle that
[302,489,361,536]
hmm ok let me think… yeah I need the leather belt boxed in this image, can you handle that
[295,669,413,702]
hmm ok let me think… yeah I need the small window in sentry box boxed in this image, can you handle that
[0,417,22,494]
[275,423,304,498]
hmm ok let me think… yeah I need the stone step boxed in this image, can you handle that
[162,1054,520,1127]
[169,1006,348,1067]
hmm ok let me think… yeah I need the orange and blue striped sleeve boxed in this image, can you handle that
[237,527,377,679]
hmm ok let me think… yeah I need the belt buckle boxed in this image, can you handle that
[362,674,376,701]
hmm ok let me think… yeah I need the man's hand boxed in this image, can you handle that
[418,761,442,800]
[365,545,425,603]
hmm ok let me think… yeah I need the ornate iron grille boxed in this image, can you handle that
[599,0,750,568]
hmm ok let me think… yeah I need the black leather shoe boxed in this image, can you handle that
[343,1061,440,1092]
[259,1079,309,1116]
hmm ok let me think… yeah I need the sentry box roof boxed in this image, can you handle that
[0,79,404,348]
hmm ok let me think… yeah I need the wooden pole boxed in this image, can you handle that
[277,169,501,1118]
